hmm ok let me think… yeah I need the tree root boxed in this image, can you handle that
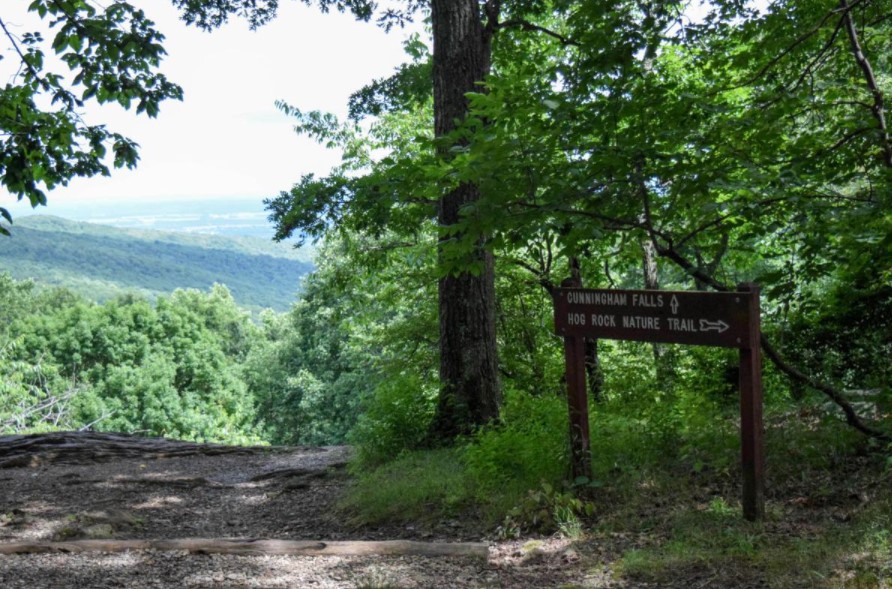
[0,431,293,469]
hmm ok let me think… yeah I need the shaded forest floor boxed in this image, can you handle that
[0,431,889,588]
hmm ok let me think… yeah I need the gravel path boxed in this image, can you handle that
[0,436,615,588]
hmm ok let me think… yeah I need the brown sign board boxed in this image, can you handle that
[554,288,755,349]
[553,284,765,521]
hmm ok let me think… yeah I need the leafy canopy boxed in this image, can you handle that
[0,0,185,233]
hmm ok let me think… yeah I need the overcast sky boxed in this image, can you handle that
[1,1,421,211]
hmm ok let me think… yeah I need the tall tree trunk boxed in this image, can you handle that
[642,238,675,389]
[429,0,501,438]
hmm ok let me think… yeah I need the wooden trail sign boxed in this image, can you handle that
[554,283,765,521]
[554,288,752,348]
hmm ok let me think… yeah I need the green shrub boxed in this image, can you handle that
[462,388,570,517]
[349,372,438,466]
[497,481,595,539]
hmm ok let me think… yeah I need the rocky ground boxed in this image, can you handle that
[0,433,616,588]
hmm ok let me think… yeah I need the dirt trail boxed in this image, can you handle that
[0,433,609,588]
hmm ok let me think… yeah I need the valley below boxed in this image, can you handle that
[0,215,313,311]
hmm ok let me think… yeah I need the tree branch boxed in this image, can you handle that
[675,196,794,249]
[505,253,555,294]
[820,126,872,157]
[483,0,502,44]
[603,259,617,288]
[760,336,889,441]
[724,0,867,94]
[839,0,892,167]
[787,15,846,95]
[645,226,890,443]
[497,19,580,47]
[0,17,49,91]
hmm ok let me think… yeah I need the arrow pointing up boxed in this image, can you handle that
[699,319,729,333]
[670,295,679,315]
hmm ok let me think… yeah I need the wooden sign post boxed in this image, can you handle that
[554,284,765,520]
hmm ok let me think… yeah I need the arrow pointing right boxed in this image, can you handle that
[699,319,730,333]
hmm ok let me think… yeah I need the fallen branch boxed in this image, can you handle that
[0,538,490,559]
[109,476,224,488]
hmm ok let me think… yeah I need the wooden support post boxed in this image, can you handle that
[738,283,765,521]
[564,333,591,480]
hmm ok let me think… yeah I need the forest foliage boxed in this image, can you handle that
[263,0,892,453]
[0,271,366,444]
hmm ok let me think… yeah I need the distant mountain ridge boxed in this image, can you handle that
[4,197,279,238]
[0,215,314,311]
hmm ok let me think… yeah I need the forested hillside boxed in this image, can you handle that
[0,216,313,310]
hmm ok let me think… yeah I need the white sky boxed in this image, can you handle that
[1,1,421,207]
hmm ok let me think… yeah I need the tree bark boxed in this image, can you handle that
[429,0,501,438]
[642,238,674,389]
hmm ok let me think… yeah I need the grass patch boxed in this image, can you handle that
[618,502,892,588]
[339,448,473,527]
[342,379,891,589]
[611,418,892,589]
[343,389,579,531]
